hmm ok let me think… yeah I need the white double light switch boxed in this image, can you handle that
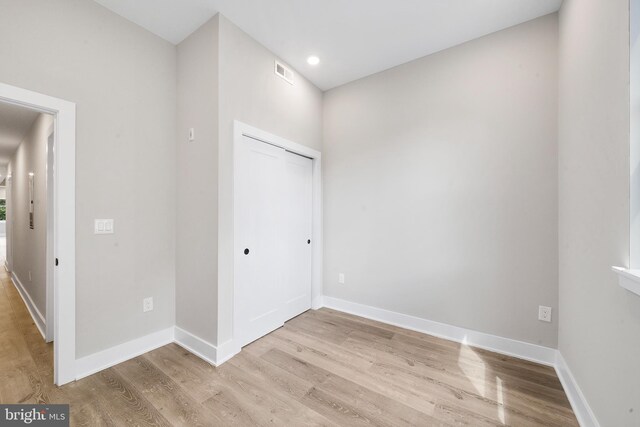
[94,219,114,234]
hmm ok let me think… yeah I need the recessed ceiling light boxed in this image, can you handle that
[307,56,320,66]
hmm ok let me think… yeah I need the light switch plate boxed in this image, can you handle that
[94,219,114,234]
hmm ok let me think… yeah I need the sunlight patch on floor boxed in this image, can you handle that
[496,376,506,424]
[457,340,486,397]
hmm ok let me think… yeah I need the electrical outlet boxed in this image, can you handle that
[143,297,153,313]
[338,273,345,284]
[538,306,552,322]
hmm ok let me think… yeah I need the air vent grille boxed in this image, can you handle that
[275,60,294,85]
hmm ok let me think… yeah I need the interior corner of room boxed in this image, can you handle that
[0,0,638,426]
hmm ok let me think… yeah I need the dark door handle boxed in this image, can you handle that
[307,239,311,244]
[244,248,250,255]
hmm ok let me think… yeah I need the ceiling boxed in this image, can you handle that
[95,0,562,90]
[0,102,39,168]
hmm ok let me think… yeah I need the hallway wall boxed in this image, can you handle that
[7,113,52,319]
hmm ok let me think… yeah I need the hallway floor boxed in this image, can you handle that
[0,268,578,426]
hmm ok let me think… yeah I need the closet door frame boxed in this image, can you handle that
[231,120,323,355]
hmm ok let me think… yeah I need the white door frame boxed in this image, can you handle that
[5,175,12,273]
[231,120,322,354]
[0,82,76,385]
[45,128,55,343]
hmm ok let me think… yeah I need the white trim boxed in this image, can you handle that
[320,298,604,426]
[0,82,76,385]
[215,339,239,365]
[322,296,556,366]
[611,266,640,296]
[75,327,175,380]
[230,121,323,353]
[174,327,239,366]
[45,128,54,343]
[66,302,596,427]
[555,352,601,427]
[10,272,46,340]
[5,176,12,273]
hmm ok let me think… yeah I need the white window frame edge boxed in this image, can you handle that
[0,82,76,385]
[613,0,640,297]
[230,120,323,356]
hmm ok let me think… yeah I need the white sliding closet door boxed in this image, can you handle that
[282,151,313,320]
[235,135,313,348]
[235,136,287,347]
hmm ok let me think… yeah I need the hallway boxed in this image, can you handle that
[0,264,53,402]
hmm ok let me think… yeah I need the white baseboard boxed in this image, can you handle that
[322,296,603,426]
[75,327,174,380]
[216,339,240,365]
[174,326,239,366]
[311,296,324,310]
[55,293,597,427]
[10,272,46,340]
[174,326,217,365]
[555,352,601,427]
[322,296,557,366]
[74,326,237,382]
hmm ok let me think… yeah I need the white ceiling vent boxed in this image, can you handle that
[275,60,294,85]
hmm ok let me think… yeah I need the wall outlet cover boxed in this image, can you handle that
[143,297,153,313]
[538,305,552,322]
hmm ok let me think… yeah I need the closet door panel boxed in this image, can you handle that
[235,136,286,347]
[282,151,313,320]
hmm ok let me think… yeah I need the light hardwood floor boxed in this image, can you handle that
[0,266,578,426]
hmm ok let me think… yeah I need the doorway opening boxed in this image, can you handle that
[0,82,76,385]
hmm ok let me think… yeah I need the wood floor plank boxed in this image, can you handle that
[262,348,443,426]
[114,355,226,427]
[0,277,51,406]
[0,275,579,427]
[144,343,224,404]
[263,328,509,426]
[213,354,338,426]
[278,314,577,426]
[321,307,558,379]
[88,368,173,426]
[227,351,315,400]
[256,331,441,419]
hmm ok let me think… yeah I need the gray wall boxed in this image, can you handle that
[323,14,559,347]
[216,14,323,344]
[0,0,177,357]
[558,0,640,425]
[173,14,323,346]
[176,16,220,344]
[8,113,52,317]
